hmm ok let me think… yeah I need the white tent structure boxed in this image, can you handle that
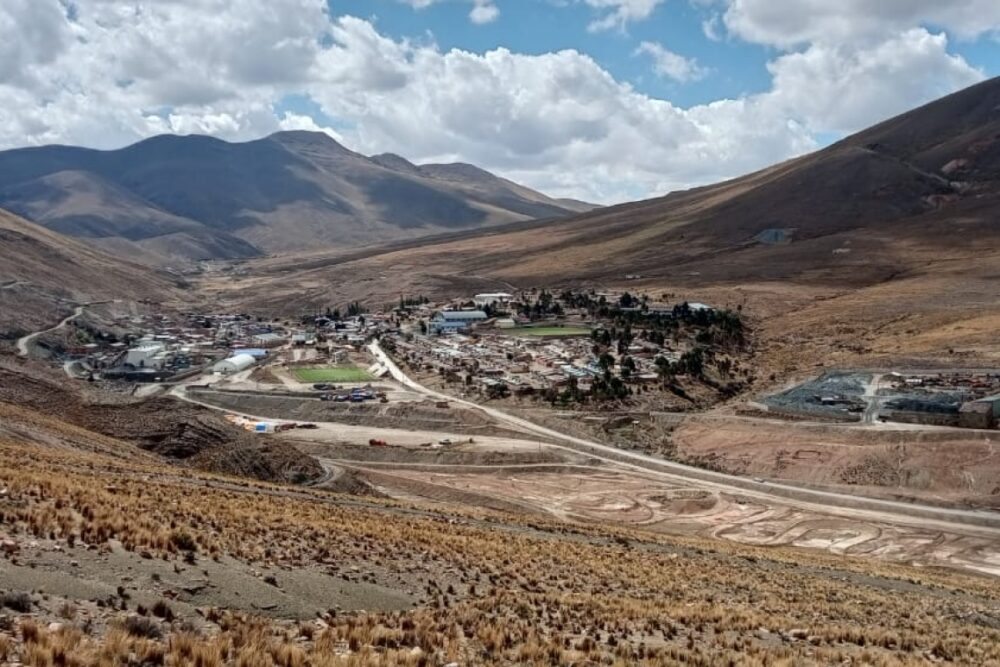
[212,353,256,375]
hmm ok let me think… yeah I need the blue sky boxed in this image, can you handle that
[330,0,999,111]
[4,1,1000,202]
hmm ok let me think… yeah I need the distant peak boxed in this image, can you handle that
[369,152,420,174]
[269,129,340,142]
[267,130,352,152]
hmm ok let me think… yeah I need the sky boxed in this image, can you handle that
[1,1,999,204]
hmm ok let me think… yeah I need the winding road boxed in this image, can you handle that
[368,341,1000,535]
[16,305,86,357]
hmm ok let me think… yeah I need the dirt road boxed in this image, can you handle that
[16,305,86,357]
[368,341,1000,534]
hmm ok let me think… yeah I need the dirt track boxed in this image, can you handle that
[167,345,1000,575]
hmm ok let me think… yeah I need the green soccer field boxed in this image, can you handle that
[292,365,372,383]
[507,326,591,337]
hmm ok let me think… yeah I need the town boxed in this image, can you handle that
[46,289,752,412]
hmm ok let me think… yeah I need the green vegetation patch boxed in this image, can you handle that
[292,365,372,383]
[507,326,591,337]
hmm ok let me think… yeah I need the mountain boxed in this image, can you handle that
[0,207,180,339]
[217,78,1000,371]
[0,131,595,265]
[232,77,1000,288]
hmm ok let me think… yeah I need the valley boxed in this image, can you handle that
[4,76,1000,665]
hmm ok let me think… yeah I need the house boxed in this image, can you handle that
[292,333,316,346]
[473,292,513,307]
[430,310,488,334]
[213,353,257,375]
[251,332,285,348]
[959,396,1000,429]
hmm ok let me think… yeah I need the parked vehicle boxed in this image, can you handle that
[319,393,334,401]
[333,394,350,402]
[313,383,332,390]
[369,439,388,447]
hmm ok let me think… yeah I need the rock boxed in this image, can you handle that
[1,539,19,555]
[264,575,279,587]
[786,628,809,640]
[70,560,80,567]
[47,622,64,633]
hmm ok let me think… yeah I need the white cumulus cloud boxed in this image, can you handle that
[0,0,995,205]
[583,0,665,32]
[635,41,708,82]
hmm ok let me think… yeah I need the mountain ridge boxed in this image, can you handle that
[0,131,596,265]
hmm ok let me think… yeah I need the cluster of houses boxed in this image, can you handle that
[67,312,229,382]
[881,372,1000,430]
[211,314,387,375]
[388,291,707,396]
[66,311,384,382]
[394,330,681,394]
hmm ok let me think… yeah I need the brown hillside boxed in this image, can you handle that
[0,207,181,340]
[208,78,1000,372]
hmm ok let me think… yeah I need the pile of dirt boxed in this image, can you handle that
[0,354,322,485]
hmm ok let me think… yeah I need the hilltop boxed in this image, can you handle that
[0,131,594,265]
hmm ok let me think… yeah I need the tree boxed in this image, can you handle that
[598,352,615,373]
[620,355,636,379]
[486,382,510,400]
[543,387,559,406]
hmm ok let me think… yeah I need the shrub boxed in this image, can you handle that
[1,591,32,612]
[124,615,162,639]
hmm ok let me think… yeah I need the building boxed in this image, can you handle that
[959,396,1000,429]
[212,353,257,375]
[430,310,488,334]
[251,332,285,348]
[232,347,269,359]
[125,342,167,368]
[473,292,513,307]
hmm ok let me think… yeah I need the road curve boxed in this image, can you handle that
[368,341,1000,535]
[16,305,86,357]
